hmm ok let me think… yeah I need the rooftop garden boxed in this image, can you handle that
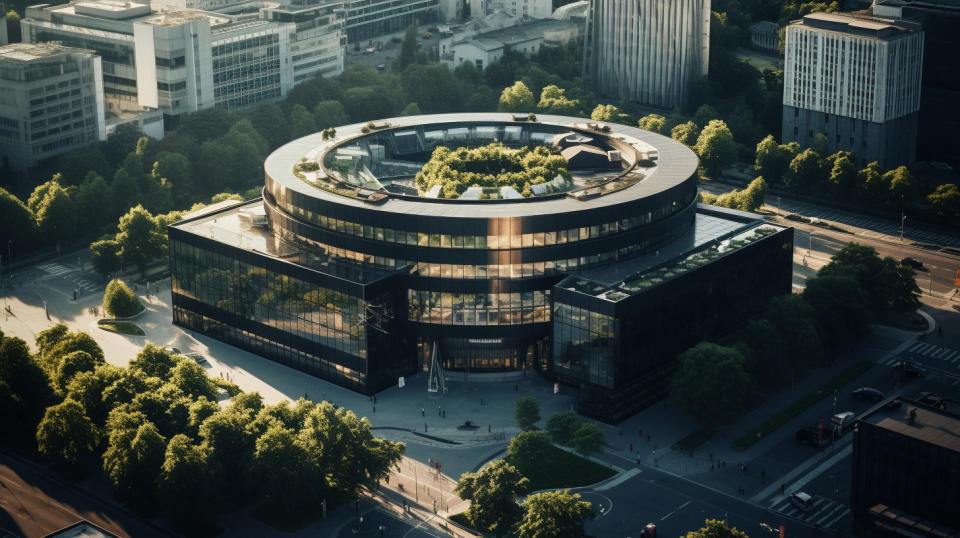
[415,143,570,199]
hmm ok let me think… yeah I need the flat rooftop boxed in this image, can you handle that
[797,11,920,37]
[860,400,960,453]
[0,42,91,62]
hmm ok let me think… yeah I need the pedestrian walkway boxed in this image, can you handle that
[768,494,850,531]
[37,263,74,277]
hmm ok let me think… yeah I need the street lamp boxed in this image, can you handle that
[900,213,907,242]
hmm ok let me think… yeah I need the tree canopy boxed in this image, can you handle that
[514,396,541,431]
[455,459,529,536]
[671,342,751,424]
[517,489,594,538]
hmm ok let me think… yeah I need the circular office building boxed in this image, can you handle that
[261,113,698,373]
[171,112,791,419]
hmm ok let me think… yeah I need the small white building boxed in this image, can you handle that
[444,17,580,69]
[749,21,780,53]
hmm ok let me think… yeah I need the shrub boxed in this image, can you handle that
[103,279,142,318]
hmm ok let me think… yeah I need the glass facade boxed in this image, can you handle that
[408,290,550,325]
[552,304,615,388]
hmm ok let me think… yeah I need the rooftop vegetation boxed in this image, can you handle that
[415,143,570,199]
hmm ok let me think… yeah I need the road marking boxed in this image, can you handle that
[944,351,958,361]
[822,507,851,529]
[906,342,924,353]
[660,500,690,521]
[814,504,844,527]
[594,468,641,491]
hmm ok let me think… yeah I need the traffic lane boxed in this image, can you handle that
[591,468,825,538]
[335,508,449,538]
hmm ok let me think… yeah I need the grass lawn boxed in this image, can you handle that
[732,361,872,451]
[508,444,615,491]
[97,321,145,336]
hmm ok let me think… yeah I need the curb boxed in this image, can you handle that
[918,309,936,335]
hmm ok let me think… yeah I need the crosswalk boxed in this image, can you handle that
[769,494,850,530]
[70,275,103,294]
[882,342,960,386]
[37,263,74,277]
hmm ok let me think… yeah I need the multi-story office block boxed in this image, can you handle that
[168,112,793,421]
[0,43,105,172]
[22,0,296,119]
[782,12,923,168]
[470,0,552,19]
[583,0,710,109]
[259,1,346,83]
[852,397,960,535]
[874,0,960,167]
[343,0,438,42]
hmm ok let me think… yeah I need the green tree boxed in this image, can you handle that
[152,152,192,205]
[169,360,217,401]
[545,411,582,445]
[74,172,112,231]
[739,319,790,387]
[157,434,214,521]
[812,132,829,155]
[290,104,318,139]
[884,165,916,208]
[248,423,318,515]
[0,335,56,447]
[65,364,125,426]
[110,168,143,220]
[199,408,257,496]
[401,63,465,113]
[176,107,238,143]
[784,148,825,191]
[765,294,823,372]
[637,114,667,134]
[683,518,749,538]
[928,183,960,218]
[6,9,22,43]
[0,187,36,250]
[34,181,77,243]
[671,343,750,424]
[313,100,349,130]
[395,25,420,72]
[400,102,422,115]
[53,350,100,394]
[246,102,291,149]
[507,430,552,477]
[693,104,720,126]
[89,239,122,277]
[129,343,179,379]
[455,459,529,536]
[803,275,870,344]
[570,423,605,457]
[499,81,536,112]
[537,85,579,114]
[671,121,700,147]
[819,243,920,315]
[103,279,142,318]
[35,326,104,373]
[102,123,143,166]
[857,162,885,204]
[116,205,164,276]
[514,396,541,431]
[754,135,798,184]
[694,120,736,177]
[517,489,594,538]
[36,399,98,463]
[700,177,766,212]
[825,150,858,197]
[590,104,633,124]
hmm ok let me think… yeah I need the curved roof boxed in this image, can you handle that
[263,113,699,219]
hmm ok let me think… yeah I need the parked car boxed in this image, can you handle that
[421,32,432,40]
[795,427,832,447]
[185,352,208,365]
[852,387,885,400]
[832,411,856,428]
[376,63,386,71]
[789,491,815,512]
[163,346,182,355]
[896,360,925,378]
[917,392,946,410]
[884,398,903,410]
[900,257,924,269]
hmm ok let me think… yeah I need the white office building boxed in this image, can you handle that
[343,0,438,42]
[22,0,295,118]
[442,17,579,69]
[782,12,923,167]
[470,0,552,19]
[0,42,105,172]
[582,0,710,110]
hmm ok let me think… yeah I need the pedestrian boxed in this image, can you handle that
[438,406,441,416]
[646,434,650,442]
[442,409,446,418]
[428,457,432,465]
[636,454,641,465]
[421,407,425,417]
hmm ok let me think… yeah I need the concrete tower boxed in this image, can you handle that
[583,0,711,109]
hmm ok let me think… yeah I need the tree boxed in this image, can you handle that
[637,114,667,134]
[754,135,798,184]
[537,85,579,114]
[401,63,465,113]
[694,120,736,177]
[455,459,529,536]
[507,431,552,477]
[0,187,36,250]
[152,152,192,206]
[313,100,350,130]
[545,411,582,445]
[590,104,633,124]
[499,81,536,112]
[928,183,960,219]
[34,181,77,243]
[517,489,594,538]
[6,9,22,43]
[400,102,422,116]
[129,343,179,379]
[765,294,823,372]
[157,434,214,522]
[700,177,766,212]
[36,326,104,373]
[514,396,541,431]
[290,105,318,139]
[169,360,217,401]
[884,165,916,207]
[671,121,700,147]
[739,319,790,387]
[819,243,920,315]
[783,148,825,191]
[110,168,143,220]
[248,423,318,515]
[103,279,142,318]
[176,108,238,143]
[103,420,167,503]
[803,275,870,344]
[0,335,56,447]
[53,350,100,394]
[36,399,98,463]
[116,205,164,276]
[683,518,749,538]
[65,364,125,426]
[857,162,885,204]
[671,343,751,424]
[825,151,858,198]
[395,25,420,72]
[570,423,605,457]
[89,239,122,277]
[74,172,112,230]
[246,102,291,150]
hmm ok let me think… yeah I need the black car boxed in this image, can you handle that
[795,427,832,447]
[896,360,925,377]
[852,387,885,400]
[900,257,924,269]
